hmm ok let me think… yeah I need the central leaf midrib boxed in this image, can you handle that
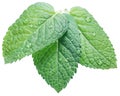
[56,40,59,87]
[56,41,67,89]
[55,40,75,88]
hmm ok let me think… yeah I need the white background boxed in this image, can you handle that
[0,0,120,96]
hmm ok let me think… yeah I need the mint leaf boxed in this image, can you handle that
[32,14,80,92]
[2,2,68,63]
[70,7,117,69]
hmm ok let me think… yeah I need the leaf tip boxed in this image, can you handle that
[54,88,62,93]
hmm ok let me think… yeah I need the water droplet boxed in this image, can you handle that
[26,43,32,48]
[23,19,28,24]
[71,39,74,42]
[49,25,53,29]
[77,50,80,54]
[92,32,96,36]
[59,58,62,62]
[17,54,21,58]
[86,17,92,23]
[65,59,68,63]
[66,58,69,60]
[38,20,42,25]
[29,25,33,28]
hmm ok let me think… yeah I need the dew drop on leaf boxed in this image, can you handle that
[77,50,80,54]
[92,32,96,36]
[49,25,53,29]
[23,19,28,24]
[65,59,68,63]
[29,25,33,28]
[66,58,69,60]
[86,17,92,23]
[26,43,32,48]
[59,58,62,62]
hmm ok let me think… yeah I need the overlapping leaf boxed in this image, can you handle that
[70,7,117,69]
[2,2,117,93]
[2,2,68,63]
[32,14,81,92]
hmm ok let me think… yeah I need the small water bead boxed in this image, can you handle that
[77,50,81,55]
[26,43,32,48]
[38,22,41,25]
[70,39,74,42]
[92,32,96,36]
[23,19,28,24]
[66,58,69,60]
[29,25,33,28]
[59,58,62,62]
[86,17,92,23]
[65,59,68,63]
[48,25,53,29]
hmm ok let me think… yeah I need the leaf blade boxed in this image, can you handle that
[2,2,68,63]
[70,7,117,69]
[32,14,81,92]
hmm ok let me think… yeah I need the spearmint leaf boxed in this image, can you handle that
[2,2,68,63]
[32,14,81,92]
[70,7,117,69]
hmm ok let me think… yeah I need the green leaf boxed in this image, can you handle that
[2,2,68,63]
[32,14,81,92]
[70,7,117,69]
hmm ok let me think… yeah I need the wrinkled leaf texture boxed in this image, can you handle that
[70,7,117,69]
[3,2,68,63]
[32,14,81,92]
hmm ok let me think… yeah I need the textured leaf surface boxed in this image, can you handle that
[32,14,80,92]
[3,2,68,63]
[70,7,117,69]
